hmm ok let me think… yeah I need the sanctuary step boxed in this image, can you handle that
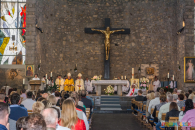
[100,96,122,111]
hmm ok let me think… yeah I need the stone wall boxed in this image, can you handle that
[24,0,194,89]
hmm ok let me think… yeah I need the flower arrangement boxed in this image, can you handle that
[105,85,114,95]
[92,75,99,81]
[140,77,149,90]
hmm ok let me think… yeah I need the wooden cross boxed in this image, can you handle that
[85,18,130,80]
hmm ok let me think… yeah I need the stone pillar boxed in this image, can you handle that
[96,85,102,96]
[117,85,122,96]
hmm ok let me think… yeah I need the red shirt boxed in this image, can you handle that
[59,118,86,130]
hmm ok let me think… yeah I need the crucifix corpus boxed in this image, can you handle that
[85,18,130,80]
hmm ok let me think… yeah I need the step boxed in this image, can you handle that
[101,98,120,101]
[100,108,122,111]
[101,96,120,98]
[100,104,121,108]
[101,101,120,104]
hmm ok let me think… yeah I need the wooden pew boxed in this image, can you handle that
[27,110,33,115]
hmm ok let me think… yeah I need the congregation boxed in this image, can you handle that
[132,88,195,130]
[0,87,93,130]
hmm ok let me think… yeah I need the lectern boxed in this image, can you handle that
[29,80,41,91]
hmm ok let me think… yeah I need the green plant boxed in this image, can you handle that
[47,82,59,92]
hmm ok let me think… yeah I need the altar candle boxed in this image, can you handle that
[173,75,174,81]
[132,68,134,79]
[51,72,52,77]
[47,79,48,84]
[23,78,25,84]
[46,74,47,79]
[124,76,126,80]
[132,68,134,74]
[40,60,41,64]
[168,73,169,78]
[121,76,123,80]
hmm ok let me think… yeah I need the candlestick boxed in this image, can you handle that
[46,74,47,79]
[47,79,48,84]
[173,75,174,81]
[23,78,25,85]
[168,73,169,78]
[40,60,41,64]
[51,72,52,77]
[121,76,123,80]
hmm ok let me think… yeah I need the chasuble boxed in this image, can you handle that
[75,79,84,92]
[55,78,64,92]
[64,78,74,91]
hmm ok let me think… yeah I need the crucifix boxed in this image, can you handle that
[85,18,130,80]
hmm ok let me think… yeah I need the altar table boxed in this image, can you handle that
[91,80,129,96]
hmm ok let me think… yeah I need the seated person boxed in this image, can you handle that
[133,90,147,115]
[9,93,28,130]
[177,94,185,109]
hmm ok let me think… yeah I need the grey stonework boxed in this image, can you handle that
[24,0,194,90]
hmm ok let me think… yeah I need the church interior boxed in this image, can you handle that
[0,0,195,130]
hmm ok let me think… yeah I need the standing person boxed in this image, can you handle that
[0,93,5,103]
[0,102,9,130]
[75,73,85,92]
[32,74,40,80]
[153,76,161,92]
[169,76,176,88]
[21,91,36,110]
[64,73,74,92]
[55,75,64,92]
[41,76,46,91]
[84,78,92,92]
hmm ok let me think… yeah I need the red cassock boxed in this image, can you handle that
[130,88,135,96]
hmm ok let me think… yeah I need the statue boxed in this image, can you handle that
[92,27,125,60]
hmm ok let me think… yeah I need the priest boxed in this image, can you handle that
[64,73,74,91]
[55,75,64,92]
[75,73,84,92]
[153,76,161,92]
[32,74,40,80]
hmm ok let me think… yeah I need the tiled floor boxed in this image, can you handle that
[91,113,147,130]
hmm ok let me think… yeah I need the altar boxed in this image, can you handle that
[91,80,129,96]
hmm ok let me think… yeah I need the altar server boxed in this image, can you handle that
[41,76,46,90]
[75,73,84,92]
[85,77,93,92]
[64,73,74,91]
[55,75,64,92]
[169,76,176,88]
[153,76,161,92]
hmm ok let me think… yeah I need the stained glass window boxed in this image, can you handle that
[0,0,26,64]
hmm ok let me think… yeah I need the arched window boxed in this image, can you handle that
[0,0,26,64]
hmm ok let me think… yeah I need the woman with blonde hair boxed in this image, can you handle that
[32,101,44,113]
[59,99,86,130]
[188,93,194,100]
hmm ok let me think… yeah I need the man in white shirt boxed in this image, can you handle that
[21,91,36,110]
[42,108,70,130]
[41,76,46,91]
[32,74,40,80]
[153,76,161,92]
[156,93,180,130]
[148,92,160,114]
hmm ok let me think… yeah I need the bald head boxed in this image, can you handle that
[41,108,58,128]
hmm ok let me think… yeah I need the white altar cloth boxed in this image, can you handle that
[91,80,129,96]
